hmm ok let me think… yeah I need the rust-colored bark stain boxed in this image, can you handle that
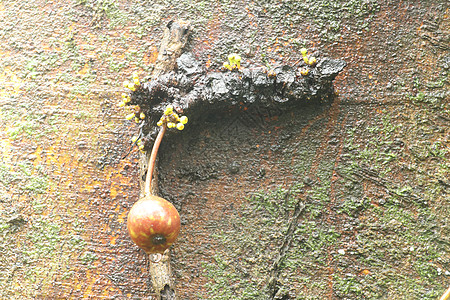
[0,0,448,299]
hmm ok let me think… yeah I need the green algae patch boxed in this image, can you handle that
[346,202,446,299]
[0,214,83,299]
[203,184,340,299]
[255,0,380,40]
[0,161,49,195]
[203,181,447,299]
[201,100,448,298]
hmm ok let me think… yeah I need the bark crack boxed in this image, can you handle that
[267,190,306,299]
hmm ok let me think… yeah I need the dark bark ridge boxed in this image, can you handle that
[136,20,191,300]
[125,53,346,147]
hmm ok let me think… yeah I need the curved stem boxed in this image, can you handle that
[145,125,167,196]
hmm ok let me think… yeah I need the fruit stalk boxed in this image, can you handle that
[145,125,167,196]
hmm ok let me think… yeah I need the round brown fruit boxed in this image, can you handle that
[127,195,181,254]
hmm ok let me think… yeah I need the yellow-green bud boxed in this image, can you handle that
[234,54,242,68]
[180,116,188,124]
[223,62,232,71]
[123,80,130,88]
[303,56,309,64]
[167,122,175,128]
[132,72,139,79]
[133,78,140,86]
[300,48,307,56]
[128,83,136,91]
[118,101,126,107]
[300,68,309,76]
[228,53,241,69]
[308,56,317,65]
[157,121,163,127]
[131,136,138,143]
[228,53,235,63]
[125,113,135,120]
[135,117,140,123]
[164,105,174,115]
[176,123,184,131]
[138,144,145,150]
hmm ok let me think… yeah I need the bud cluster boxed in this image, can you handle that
[223,53,242,71]
[119,72,142,110]
[118,72,188,154]
[298,48,318,76]
[157,105,188,131]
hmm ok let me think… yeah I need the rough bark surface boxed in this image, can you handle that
[0,1,448,299]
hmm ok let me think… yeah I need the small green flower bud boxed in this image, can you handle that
[176,123,184,131]
[128,83,136,91]
[300,48,307,56]
[223,62,232,71]
[234,54,241,68]
[300,68,309,76]
[164,105,174,115]
[180,116,188,124]
[228,53,236,64]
